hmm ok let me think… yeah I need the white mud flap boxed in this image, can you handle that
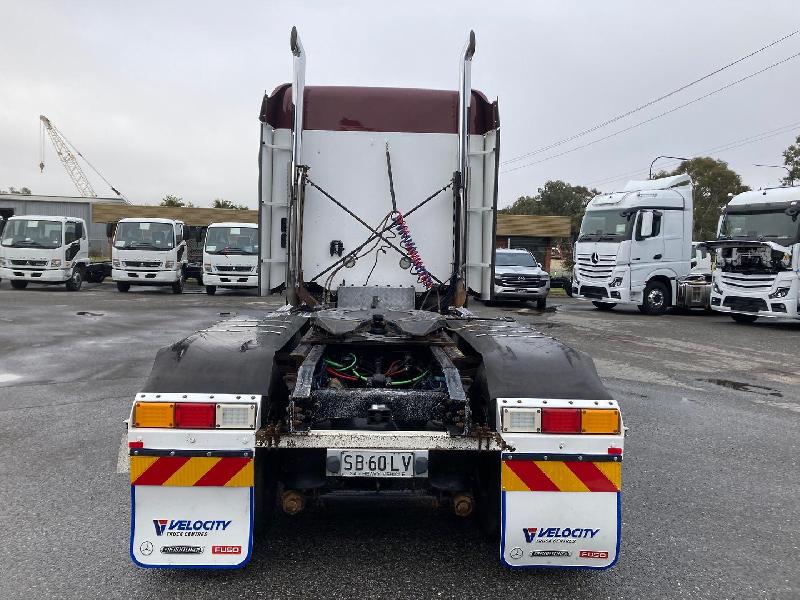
[129,453,254,568]
[500,455,621,569]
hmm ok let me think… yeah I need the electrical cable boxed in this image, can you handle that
[583,120,800,188]
[501,29,800,166]
[501,51,800,175]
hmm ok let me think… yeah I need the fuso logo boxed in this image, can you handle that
[212,545,242,555]
[579,550,609,559]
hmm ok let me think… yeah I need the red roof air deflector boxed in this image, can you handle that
[260,84,496,135]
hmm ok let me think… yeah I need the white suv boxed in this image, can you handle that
[492,248,550,309]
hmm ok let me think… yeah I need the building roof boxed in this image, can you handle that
[260,85,497,135]
[0,193,125,205]
[496,214,571,237]
[92,203,257,227]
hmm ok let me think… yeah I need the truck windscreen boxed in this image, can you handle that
[579,210,633,242]
[205,227,258,255]
[115,222,175,250]
[720,210,799,244]
[1,219,63,248]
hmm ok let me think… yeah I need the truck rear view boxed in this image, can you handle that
[126,28,625,571]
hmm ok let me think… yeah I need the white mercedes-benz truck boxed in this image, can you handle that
[202,222,259,295]
[573,174,693,315]
[0,215,89,291]
[112,218,188,293]
[708,186,800,324]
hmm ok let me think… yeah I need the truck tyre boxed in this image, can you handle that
[116,282,131,293]
[642,281,669,315]
[10,280,28,290]
[171,275,185,294]
[564,283,574,297]
[731,313,758,324]
[65,267,83,292]
[205,285,217,295]
[536,298,547,310]
[592,301,616,311]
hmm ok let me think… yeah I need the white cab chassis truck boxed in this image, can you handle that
[708,186,800,323]
[126,29,625,571]
[0,215,89,291]
[112,218,188,293]
[202,222,259,295]
[573,174,693,315]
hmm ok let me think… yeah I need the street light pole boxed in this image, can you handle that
[753,164,793,186]
[649,155,690,180]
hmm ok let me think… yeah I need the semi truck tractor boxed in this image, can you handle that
[573,174,694,315]
[708,186,800,323]
[202,222,259,295]
[112,217,188,293]
[0,215,90,291]
[126,29,625,571]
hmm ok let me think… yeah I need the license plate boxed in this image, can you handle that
[328,450,420,478]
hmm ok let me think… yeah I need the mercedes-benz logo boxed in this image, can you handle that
[509,547,523,560]
[591,252,599,264]
[140,540,154,556]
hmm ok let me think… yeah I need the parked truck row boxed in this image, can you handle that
[0,216,259,295]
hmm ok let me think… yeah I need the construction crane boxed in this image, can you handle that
[39,115,128,202]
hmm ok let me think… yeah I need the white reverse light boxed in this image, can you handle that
[215,403,257,429]
[502,408,542,433]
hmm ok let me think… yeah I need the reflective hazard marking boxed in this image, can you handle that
[502,460,620,492]
[130,456,253,487]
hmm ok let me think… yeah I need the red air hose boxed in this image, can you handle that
[392,211,433,289]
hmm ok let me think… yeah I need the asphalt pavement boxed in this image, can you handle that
[0,281,797,599]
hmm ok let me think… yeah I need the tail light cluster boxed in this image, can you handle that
[502,407,620,434]
[133,401,256,430]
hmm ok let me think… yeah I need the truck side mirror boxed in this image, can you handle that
[639,211,654,238]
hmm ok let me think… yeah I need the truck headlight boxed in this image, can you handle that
[112,259,120,268]
[781,253,792,268]
[713,282,722,294]
[204,263,213,273]
[0,257,7,267]
[769,287,790,299]
[610,277,623,287]
[164,260,175,269]
[50,259,61,268]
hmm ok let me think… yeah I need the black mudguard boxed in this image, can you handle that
[455,322,611,403]
[141,313,308,395]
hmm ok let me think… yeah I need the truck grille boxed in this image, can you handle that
[217,266,253,273]
[723,297,768,313]
[576,253,616,280]
[720,273,776,291]
[124,261,161,268]
[497,274,543,287]
[580,285,608,299]
[11,259,47,267]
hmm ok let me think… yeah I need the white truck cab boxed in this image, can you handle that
[202,222,259,295]
[112,218,187,293]
[709,186,800,323]
[573,174,694,315]
[0,215,89,291]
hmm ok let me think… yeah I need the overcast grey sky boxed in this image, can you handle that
[1,0,799,208]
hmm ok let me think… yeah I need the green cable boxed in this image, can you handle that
[323,354,357,371]
[389,370,430,386]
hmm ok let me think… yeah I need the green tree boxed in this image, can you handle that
[781,134,800,185]
[662,157,749,240]
[213,198,248,210]
[502,180,598,238]
[160,194,195,208]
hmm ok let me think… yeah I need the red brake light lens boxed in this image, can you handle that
[174,402,216,429]
[541,408,581,433]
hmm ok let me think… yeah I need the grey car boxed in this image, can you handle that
[492,248,550,309]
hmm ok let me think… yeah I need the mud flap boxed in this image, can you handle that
[129,453,254,568]
[499,456,621,569]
